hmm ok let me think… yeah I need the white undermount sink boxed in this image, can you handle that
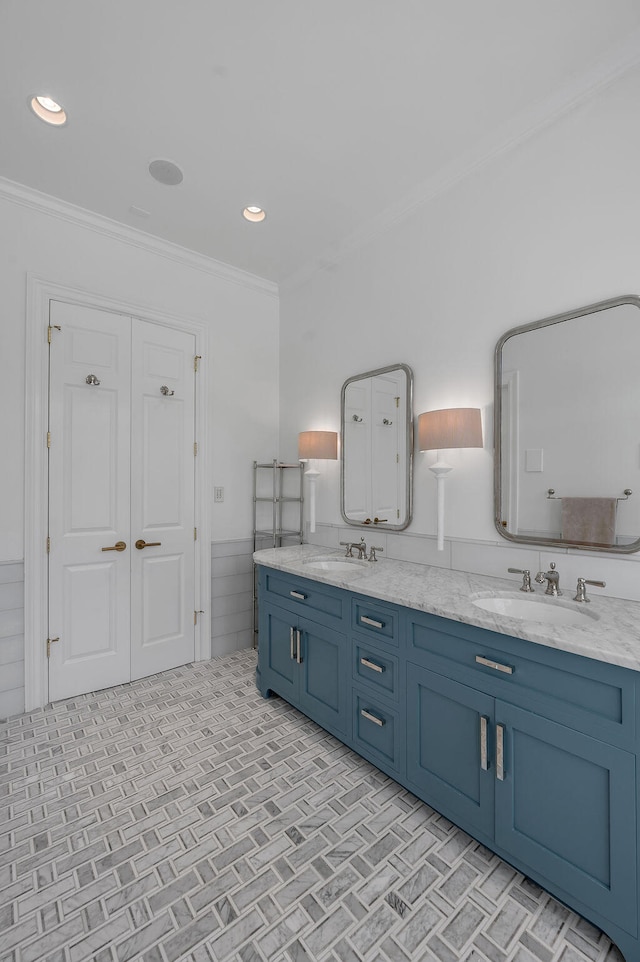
[302,557,370,573]
[472,594,599,625]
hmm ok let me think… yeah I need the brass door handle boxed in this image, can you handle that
[135,539,162,549]
[101,541,127,552]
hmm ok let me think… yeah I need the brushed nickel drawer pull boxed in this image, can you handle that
[290,590,307,600]
[361,616,384,629]
[361,709,385,727]
[475,655,513,675]
[480,715,489,771]
[496,724,505,781]
[360,657,384,673]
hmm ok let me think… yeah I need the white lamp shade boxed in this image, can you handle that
[418,408,483,452]
[298,431,338,460]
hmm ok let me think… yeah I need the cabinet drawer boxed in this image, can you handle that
[261,569,345,623]
[406,609,636,749]
[353,690,401,773]
[353,643,398,700]
[352,596,399,647]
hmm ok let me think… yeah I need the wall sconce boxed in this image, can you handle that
[298,431,338,533]
[418,408,483,551]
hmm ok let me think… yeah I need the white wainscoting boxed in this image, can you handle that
[211,539,254,656]
[0,562,24,719]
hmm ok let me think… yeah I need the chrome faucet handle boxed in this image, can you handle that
[507,567,534,592]
[368,546,384,562]
[339,541,354,558]
[574,578,606,603]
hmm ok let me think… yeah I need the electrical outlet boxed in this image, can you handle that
[214,486,224,503]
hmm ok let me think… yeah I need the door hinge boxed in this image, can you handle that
[46,636,59,658]
[194,441,198,456]
[194,609,204,625]
[194,527,197,541]
[47,431,51,448]
[47,324,61,343]
[194,355,202,373]
[46,536,51,553]
[395,396,400,408]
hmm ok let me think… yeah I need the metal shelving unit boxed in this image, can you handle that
[252,460,304,645]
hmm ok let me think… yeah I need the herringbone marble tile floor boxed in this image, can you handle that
[0,649,626,962]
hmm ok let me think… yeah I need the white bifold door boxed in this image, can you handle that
[47,301,196,702]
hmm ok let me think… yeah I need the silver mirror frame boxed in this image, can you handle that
[340,363,414,531]
[494,294,640,553]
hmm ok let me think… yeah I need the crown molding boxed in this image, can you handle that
[0,176,278,298]
[281,29,640,293]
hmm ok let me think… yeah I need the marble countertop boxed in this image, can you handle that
[254,544,640,672]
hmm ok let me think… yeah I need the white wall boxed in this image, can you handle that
[0,186,280,562]
[279,66,640,597]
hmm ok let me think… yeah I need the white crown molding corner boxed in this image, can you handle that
[0,177,278,299]
[281,30,640,294]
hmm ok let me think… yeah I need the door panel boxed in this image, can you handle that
[406,664,495,837]
[48,302,131,700]
[130,320,196,678]
[300,617,349,735]
[263,607,298,701]
[49,303,197,700]
[495,701,637,932]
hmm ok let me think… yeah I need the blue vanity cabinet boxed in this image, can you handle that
[257,568,350,738]
[256,565,640,959]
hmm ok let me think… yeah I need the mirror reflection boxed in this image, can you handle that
[341,363,413,530]
[495,295,640,552]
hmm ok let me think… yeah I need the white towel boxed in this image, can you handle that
[561,497,617,545]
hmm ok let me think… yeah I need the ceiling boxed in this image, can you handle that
[2,1,640,285]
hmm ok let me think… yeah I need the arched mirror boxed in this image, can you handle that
[495,295,640,552]
[341,363,413,530]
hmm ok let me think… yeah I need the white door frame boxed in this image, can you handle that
[24,274,211,711]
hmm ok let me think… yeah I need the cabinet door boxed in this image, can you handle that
[407,665,495,838]
[495,701,637,933]
[299,616,349,736]
[260,604,299,704]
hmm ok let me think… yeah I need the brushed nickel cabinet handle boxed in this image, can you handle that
[496,724,505,781]
[475,655,513,675]
[296,628,302,664]
[360,657,384,673]
[361,616,384,629]
[480,715,489,771]
[101,541,126,552]
[135,539,162,549]
[361,709,385,727]
[290,590,306,600]
[290,626,296,660]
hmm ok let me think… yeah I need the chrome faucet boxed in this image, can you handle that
[535,562,562,596]
[352,538,367,560]
[340,538,367,559]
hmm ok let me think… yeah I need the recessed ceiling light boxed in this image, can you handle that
[243,206,266,223]
[30,95,67,126]
[148,159,183,186]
